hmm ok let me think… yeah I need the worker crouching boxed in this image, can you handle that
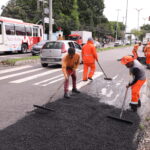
[62,47,80,98]
[121,56,146,112]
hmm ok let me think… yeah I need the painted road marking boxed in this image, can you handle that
[0,65,32,75]
[42,77,64,86]
[69,72,103,90]
[34,74,63,85]
[34,69,83,86]
[0,68,43,80]
[10,69,61,83]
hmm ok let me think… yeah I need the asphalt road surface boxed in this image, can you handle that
[0,46,149,150]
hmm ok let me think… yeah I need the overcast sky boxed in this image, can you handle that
[0,0,150,32]
[104,0,150,31]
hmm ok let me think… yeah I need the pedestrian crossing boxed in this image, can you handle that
[0,65,103,88]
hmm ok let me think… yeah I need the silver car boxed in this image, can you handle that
[40,40,82,67]
[31,40,48,56]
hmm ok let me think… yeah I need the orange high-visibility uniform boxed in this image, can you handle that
[132,44,139,59]
[129,60,146,104]
[62,53,80,78]
[131,80,146,104]
[144,44,150,64]
[62,53,80,93]
[82,41,98,80]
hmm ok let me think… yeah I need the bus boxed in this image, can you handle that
[0,16,43,53]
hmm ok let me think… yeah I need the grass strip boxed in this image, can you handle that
[97,45,132,52]
[1,56,40,66]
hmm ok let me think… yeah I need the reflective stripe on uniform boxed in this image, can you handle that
[130,101,138,104]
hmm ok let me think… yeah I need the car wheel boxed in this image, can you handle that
[32,53,36,56]
[41,63,48,67]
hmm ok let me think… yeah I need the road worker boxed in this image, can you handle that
[62,47,80,98]
[132,41,141,59]
[82,37,98,81]
[121,56,146,112]
[57,34,64,40]
[144,41,150,69]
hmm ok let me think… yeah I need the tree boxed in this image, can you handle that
[131,29,143,40]
[1,0,110,37]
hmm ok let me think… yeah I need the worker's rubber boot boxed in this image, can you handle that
[72,88,80,93]
[88,77,93,81]
[138,99,141,107]
[129,103,138,112]
[64,93,70,99]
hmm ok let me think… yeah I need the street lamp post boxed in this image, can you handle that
[115,9,120,41]
[135,8,142,30]
[49,0,53,41]
[124,0,128,35]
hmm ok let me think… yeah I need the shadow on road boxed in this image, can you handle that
[0,93,140,150]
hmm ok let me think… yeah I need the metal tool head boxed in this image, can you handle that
[104,77,112,81]
[107,115,133,125]
[33,105,54,112]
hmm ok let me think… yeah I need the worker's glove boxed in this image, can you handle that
[126,83,131,88]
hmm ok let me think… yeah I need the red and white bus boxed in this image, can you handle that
[0,16,43,53]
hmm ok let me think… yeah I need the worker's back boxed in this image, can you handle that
[82,42,97,64]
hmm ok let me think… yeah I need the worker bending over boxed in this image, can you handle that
[144,41,150,69]
[121,56,146,112]
[132,42,141,59]
[62,47,80,98]
[82,38,98,81]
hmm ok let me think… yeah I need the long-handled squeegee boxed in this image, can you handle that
[107,87,133,124]
[97,61,112,80]
[33,82,64,112]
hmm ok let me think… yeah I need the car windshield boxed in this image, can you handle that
[68,36,79,41]
[37,41,47,46]
[44,42,63,49]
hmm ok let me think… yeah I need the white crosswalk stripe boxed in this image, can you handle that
[42,77,64,86]
[10,68,61,83]
[0,68,43,80]
[0,66,103,88]
[0,65,32,75]
[69,72,103,90]
[34,74,63,85]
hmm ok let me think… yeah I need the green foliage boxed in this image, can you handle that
[131,29,143,40]
[109,21,125,39]
[140,24,150,40]
[1,0,122,38]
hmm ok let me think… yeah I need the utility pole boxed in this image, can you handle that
[124,0,128,35]
[115,9,120,41]
[143,17,147,25]
[135,8,142,30]
[42,0,45,34]
[49,0,53,41]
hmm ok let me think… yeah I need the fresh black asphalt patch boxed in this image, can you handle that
[0,93,140,150]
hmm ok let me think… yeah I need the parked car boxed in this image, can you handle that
[125,41,130,45]
[94,40,101,48]
[114,40,123,47]
[31,40,48,56]
[40,40,82,67]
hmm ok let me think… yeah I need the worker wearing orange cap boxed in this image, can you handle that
[82,38,98,81]
[62,47,80,98]
[144,41,150,69]
[121,56,146,112]
[132,42,141,59]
